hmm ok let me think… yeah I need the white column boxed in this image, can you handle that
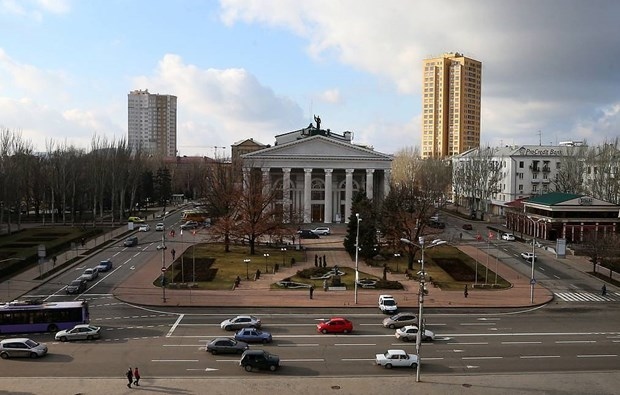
[304,168,312,224]
[383,169,391,196]
[242,168,250,190]
[366,169,375,200]
[282,168,291,223]
[324,169,333,224]
[261,167,270,195]
[345,169,354,223]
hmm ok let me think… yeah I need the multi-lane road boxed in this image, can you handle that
[3,213,620,381]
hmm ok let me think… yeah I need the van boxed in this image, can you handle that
[0,338,48,359]
[378,294,398,314]
[123,236,138,247]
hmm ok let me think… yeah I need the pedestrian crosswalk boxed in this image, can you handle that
[554,291,620,302]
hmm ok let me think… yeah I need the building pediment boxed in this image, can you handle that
[242,135,392,164]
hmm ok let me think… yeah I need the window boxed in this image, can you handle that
[519,161,524,168]
[518,184,523,191]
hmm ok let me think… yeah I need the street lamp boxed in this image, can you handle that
[400,237,446,383]
[281,247,287,268]
[244,259,251,280]
[526,215,547,304]
[263,253,270,273]
[394,253,401,273]
[354,213,361,305]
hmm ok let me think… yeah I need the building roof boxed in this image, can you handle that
[527,192,582,206]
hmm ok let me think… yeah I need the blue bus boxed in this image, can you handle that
[0,300,89,334]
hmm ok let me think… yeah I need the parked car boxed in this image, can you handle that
[521,252,537,262]
[127,216,145,223]
[55,324,101,342]
[375,349,419,369]
[297,229,319,239]
[138,224,150,232]
[95,259,113,272]
[155,223,165,231]
[502,233,515,241]
[316,317,353,334]
[124,236,138,247]
[79,267,99,281]
[378,294,398,314]
[220,315,261,331]
[395,325,436,342]
[234,328,273,344]
[65,279,87,294]
[0,338,48,359]
[239,350,280,372]
[311,227,331,235]
[382,312,417,329]
[180,221,199,230]
[206,337,249,355]
[462,223,473,230]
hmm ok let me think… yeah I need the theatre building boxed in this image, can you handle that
[240,122,393,224]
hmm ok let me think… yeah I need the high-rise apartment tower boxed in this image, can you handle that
[128,89,177,157]
[421,53,482,158]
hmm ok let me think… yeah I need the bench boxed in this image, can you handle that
[328,286,347,291]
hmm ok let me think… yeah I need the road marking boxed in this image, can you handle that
[462,356,503,360]
[520,355,560,359]
[448,342,488,345]
[576,354,617,358]
[334,343,376,346]
[477,318,500,321]
[187,368,219,372]
[277,344,319,347]
[460,323,496,326]
[342,358,374,361]
[501,341,542,345]
[152,359,199,362]
[163,344,204,347]
[556,340,596,344]
[282,359,325,362]
[166,314,184,337]
[553,275,561,279]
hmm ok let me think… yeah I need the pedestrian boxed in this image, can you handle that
[133,367,141,386]
[460,232,463,241]
[323,255,327,265]
[602,284,607,296]
[52,256,57,268]
[81,237,86,248]
[125,367,133,388]
[323,279,328,291]
[171,249,176,260]
[309,285,315,299]
[464,284,469,298]
[314,254,318,266]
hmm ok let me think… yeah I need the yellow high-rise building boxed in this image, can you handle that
[421,53,482,158]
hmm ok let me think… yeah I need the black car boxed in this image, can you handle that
[206,337,249,355]
[239,350,280,372]
[66,279,87,294]
[123,236,138,247]
[297,229,319,239]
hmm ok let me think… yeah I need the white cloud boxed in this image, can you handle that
[0,48,70,98]
[318,89,341,105]
[0,0,70,19]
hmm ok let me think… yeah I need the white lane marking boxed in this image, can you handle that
[460,323,496,326]
[334,343,376,346]
[477,318,500,321]
[553,275,561,279]
[502,341,542,345]
[166,314,184,337]
[152,359,199,362]
[282,359,325,362]
[187,368,219,372]
[277,344,319,347]
[462,356,503,360]
[448,342,488,345]
[555,340,596,344]
[163,344,204,347]
[342,358,374,361]
[520,355,560,359]
[576,354,617,358]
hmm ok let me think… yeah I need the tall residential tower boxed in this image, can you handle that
[421,53,482,159]
[128,89,177,157]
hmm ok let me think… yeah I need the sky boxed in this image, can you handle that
[1,0,620,157]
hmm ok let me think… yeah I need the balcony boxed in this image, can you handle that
[529,165,540,172]
[542,166,551,172]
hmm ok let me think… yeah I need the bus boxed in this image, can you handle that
[181,209,210,224]
[0,300,90,334]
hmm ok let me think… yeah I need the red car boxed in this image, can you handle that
[316,317,353,334]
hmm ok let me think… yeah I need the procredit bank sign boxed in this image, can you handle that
[521,148,563,156]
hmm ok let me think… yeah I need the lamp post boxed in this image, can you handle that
[281,247,287,268]
[244,259,251,280]
[263,253,270,273]
[526,216,547,304]
[394,253,401,273]
[160,231,167,303]
[354,213,361,305]
[400,237,446,382]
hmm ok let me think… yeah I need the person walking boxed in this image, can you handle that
[133,367,141,386]
[602,284,607,296]
[171,249,176,260]
[125,367,133,388]
[464,284,469,298]
[52,256,57,268]
[309,285,315,299]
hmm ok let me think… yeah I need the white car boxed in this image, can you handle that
[520,252,537,262]
[155,223,165,231]
[55,324,101,342]
[375,349,419,369]
[378,294,398,314]
[395,325,436,342]
[501,233,515,241]
[220,315,262,331]
[79,267,99,281]
[138,224,150,232]
[311,227,331,235]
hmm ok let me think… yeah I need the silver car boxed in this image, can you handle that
[382,312,418,329]
[55,324,101,342]
[220,315,261,331]
[0,338,48,359]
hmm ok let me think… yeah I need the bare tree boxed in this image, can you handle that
[584,139,620,204]
[554,144,588,194]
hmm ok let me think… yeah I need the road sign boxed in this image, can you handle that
[161,267,166,272]
[530,278,537,285]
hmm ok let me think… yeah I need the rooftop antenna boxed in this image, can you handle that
[537,130,542,146]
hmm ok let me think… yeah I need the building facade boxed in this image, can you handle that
[128,89,177,157]
[242,123,392,224]
[421,53,482,159]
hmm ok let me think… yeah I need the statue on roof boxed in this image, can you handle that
[314,115,321,130]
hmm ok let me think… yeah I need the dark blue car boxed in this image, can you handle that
[234,328,273,344]
[95,259,113,272]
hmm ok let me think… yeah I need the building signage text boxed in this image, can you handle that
[524,148,562,156]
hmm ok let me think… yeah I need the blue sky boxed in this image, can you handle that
[1,0,620,156]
